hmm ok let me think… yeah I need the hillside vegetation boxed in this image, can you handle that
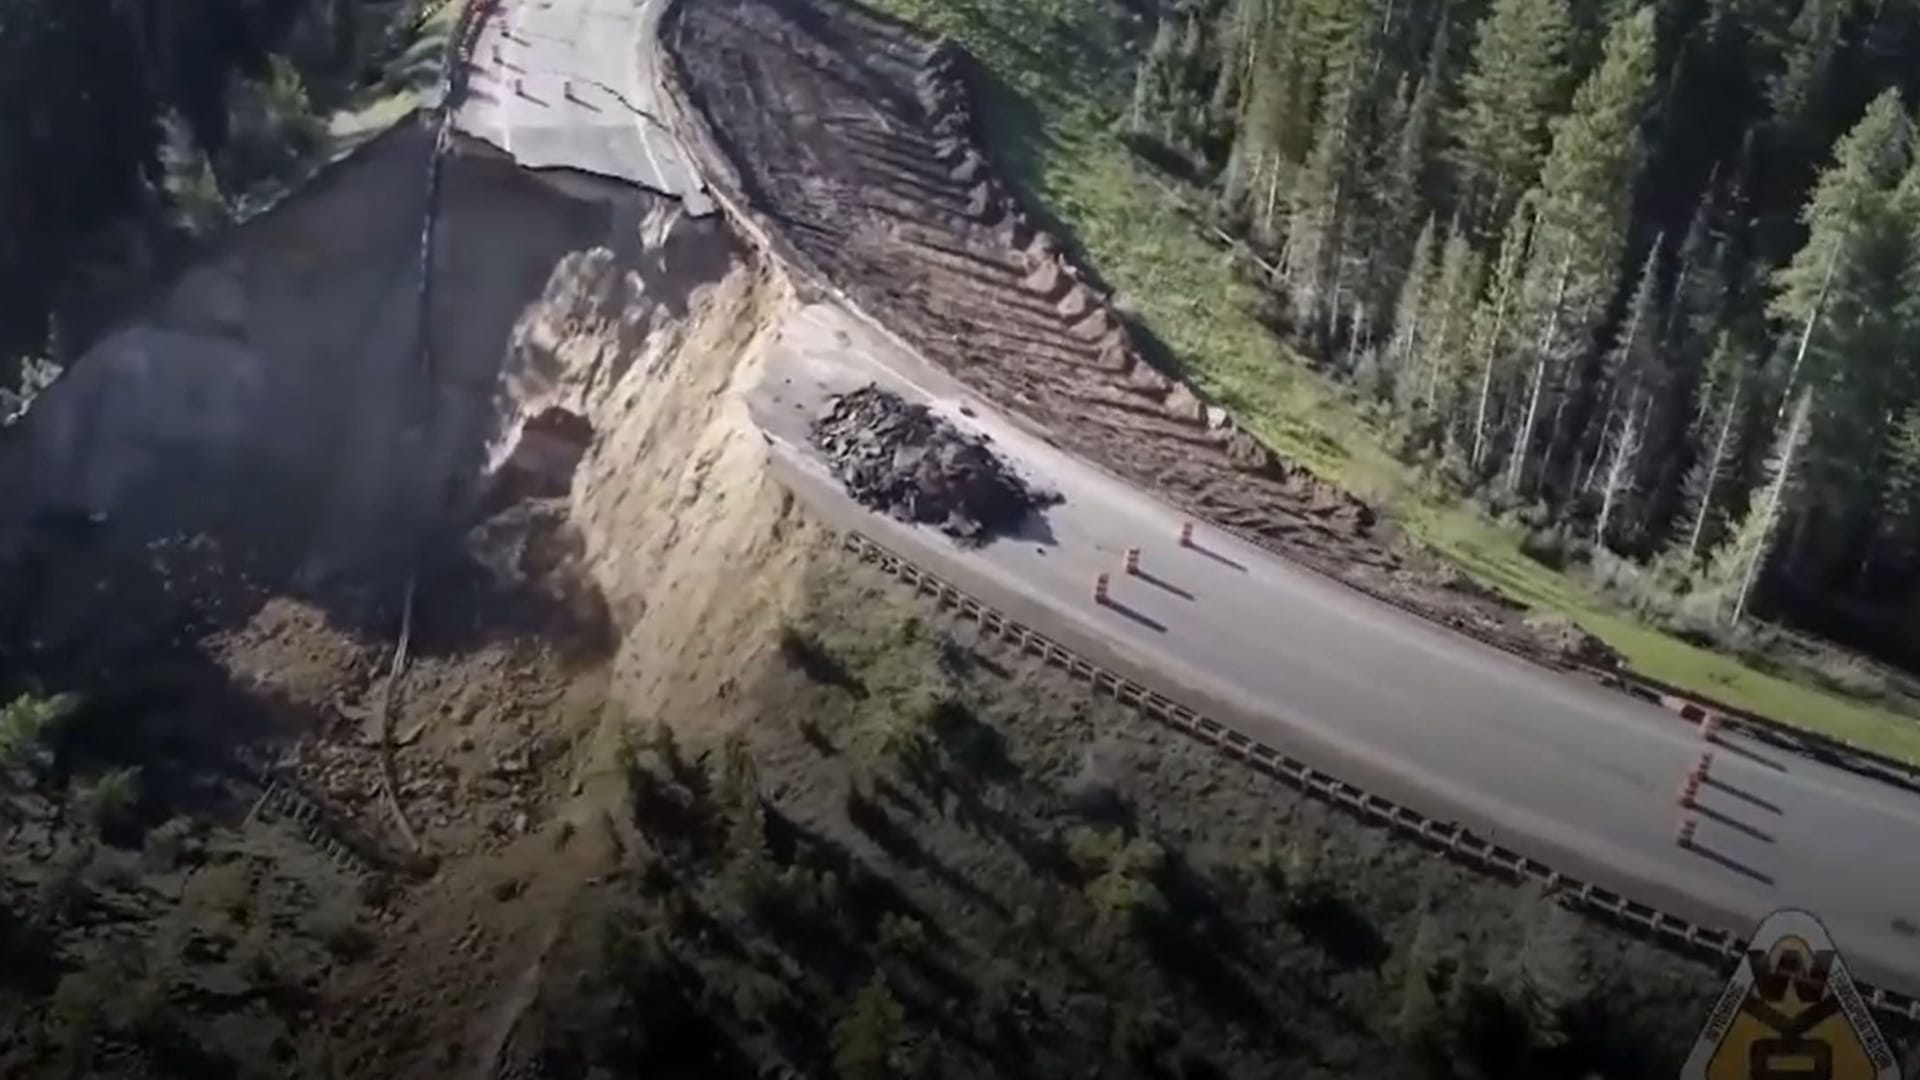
[529,548,1729,1079]
[865,0,1920,758]
[0,0,452,406]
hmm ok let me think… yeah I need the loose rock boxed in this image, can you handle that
[811,384,1061,546]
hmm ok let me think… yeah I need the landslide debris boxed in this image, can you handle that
[811,384,1059,545]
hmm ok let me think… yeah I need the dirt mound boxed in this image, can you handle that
[811,385,1059,545]
[1524,612,1625,670]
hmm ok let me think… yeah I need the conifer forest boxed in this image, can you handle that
[1131,0,1920,668]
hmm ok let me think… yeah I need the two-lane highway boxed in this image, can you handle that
[455,0,712,211]
[748,301,1920,996]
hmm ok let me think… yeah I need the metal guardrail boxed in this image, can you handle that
[836,528,1920,1025]
[236,748,431,879]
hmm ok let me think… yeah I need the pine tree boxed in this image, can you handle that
[1765,90,1916,587]
[1283,0,1379,333]
[1209,0,1270,128]
[1769,89,1909,398]
[1469,196,1538,470]
[1525,3,1662,353]
[1132,13,1187,135]
[1501,6,1660,493]
[1420,218,1483,416]
[1675,333,1749,563]
[1595,400,1643,548]
[1664,179,1729,353]
[1391,33,1444,225]
[1878,405,1920,567]
[1863,147,1920,574]
[1365,18,1449,310]
[1504,248,1572,493]
[831,975,908,1080]
[1221,0,1319,244]
[1132,3,1221,159]
[1702,387,1813,624]
[1765,0,1845,142]
[1580,236,1663,492]
[1388,214,1439,397]
[1450,0,1572,230]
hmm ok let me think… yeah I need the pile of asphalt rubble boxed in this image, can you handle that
[812,385,1060,546]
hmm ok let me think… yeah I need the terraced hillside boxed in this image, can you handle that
[662,0,1621,667]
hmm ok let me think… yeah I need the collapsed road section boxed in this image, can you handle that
[457,0,712,211]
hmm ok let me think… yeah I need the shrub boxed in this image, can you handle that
[186,861,256,926]
[142,816,201,871]
[711,963,790,1029]
[320,919,376,961]
[1,355,59,426]
[73,767,142,838]
[35,847,95,924]
[156,111,230,237]
[1499,892,1590,1055]
[1800,647,1895,703]
[778,620,868,695]
[831,975,909,1080]
[219,55,325,197]
[861,707,934,771]
[1519,527,1570,571]
[43,970,108,1070]
[0,693,77,775]
[1066,827,1167,931]
[1246,829,1331,912]
[877,912,930,957]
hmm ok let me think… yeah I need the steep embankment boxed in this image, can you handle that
[0,112,826,1078]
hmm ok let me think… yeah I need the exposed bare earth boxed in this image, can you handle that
[664,0,1616,668]
[0,118,817,1077]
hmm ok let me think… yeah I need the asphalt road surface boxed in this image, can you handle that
[455,0,712,212]
[749,302,1920,996]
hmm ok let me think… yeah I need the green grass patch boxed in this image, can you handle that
[861,0,1920,762]
[1420,508,1920,763]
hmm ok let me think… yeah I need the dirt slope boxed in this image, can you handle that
[0,114,825,1078]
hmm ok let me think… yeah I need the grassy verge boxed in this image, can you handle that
[862,0,1920,762]
[1420,508,1920,762]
